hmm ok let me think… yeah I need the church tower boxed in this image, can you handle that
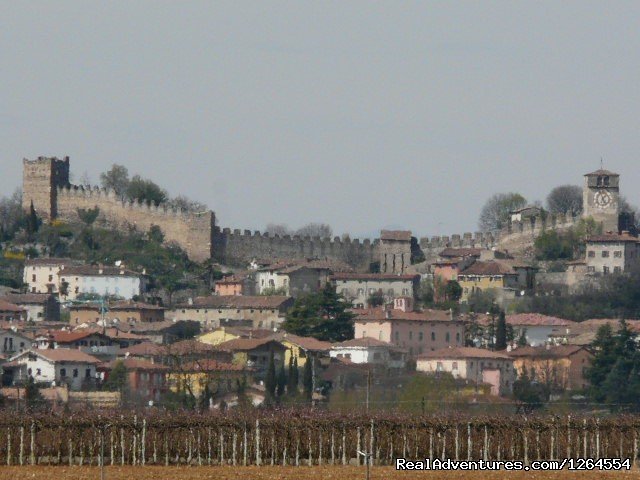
[583,168,620,233]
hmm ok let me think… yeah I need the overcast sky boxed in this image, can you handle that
[2,1,640,239]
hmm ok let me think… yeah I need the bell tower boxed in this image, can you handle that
[583,168,620,233]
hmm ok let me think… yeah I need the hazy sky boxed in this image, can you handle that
[2,1,640,239]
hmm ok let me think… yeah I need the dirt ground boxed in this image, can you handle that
[0,466,639,480]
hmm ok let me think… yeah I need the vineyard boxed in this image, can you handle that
[0,411,638,468]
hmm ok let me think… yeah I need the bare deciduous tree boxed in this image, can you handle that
[295,222,333,238]
[478,192,527,232]
[546,185,582,215]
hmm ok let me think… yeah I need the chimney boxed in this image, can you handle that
[188,298,193,306]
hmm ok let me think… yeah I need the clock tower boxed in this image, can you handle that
[583,169,620,232]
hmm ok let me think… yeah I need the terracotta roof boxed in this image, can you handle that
[178,296,292,310]
[24,258,81,267]
[586,233,640,243]
[51,330,110,343]
[505,314,575,327]
[354,307,455,323]
[584,169,619,176]
[177,359,246,372]
[216,337,284,351]
[380,230,411,242]
[205,327,274,339]
[418,347,513,360]
[163,339,218,355]
[59,265,141,277]
[0,300,25,313]
[106,358,168,371]
[119,341,164,356]
[0,293,54,305]
[439,248,483,258]
[507,345,589,359]
[33,349,101,363]
[330,273,419,281]
[110,300,165,311]
[275,333,332,351]
[459,261,517,276]
[333,337,394,348]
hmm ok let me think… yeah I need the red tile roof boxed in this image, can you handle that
[216,337,284,351]
[333,337,395,348]
[330,273,419,281]
[586,233,639,243]
[178,295,292,309]
[110,300,165,311]
[418,347,512,360]
[0,293,54,305]
[59,265,141,277]
[459,261,516,276]
[163,339,218,356]
[584,169,619,176]
[107,358,168,371]
[439,248,483,258]
[119,341,164,356]
[354,307,454,323]
[507,345,590,359]
[0,300,25,313]
[51,330,110,343]
[36,349,101,363]
[275,333,332,351]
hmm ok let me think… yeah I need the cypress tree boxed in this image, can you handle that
[495,310,507,350]
[303,358,313,400]
[265,351,276,398]
[276,364,286,398]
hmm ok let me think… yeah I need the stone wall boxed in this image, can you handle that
[212,228,378,269]
[55,185,215,262]
[22,157,70,220]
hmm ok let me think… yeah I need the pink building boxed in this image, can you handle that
[353,299,466,357]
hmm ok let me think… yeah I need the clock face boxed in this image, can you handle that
[594,190,613,209]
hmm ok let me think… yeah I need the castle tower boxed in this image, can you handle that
[379,230,412,274]
[22,156,70,221]
[583,168,620,233]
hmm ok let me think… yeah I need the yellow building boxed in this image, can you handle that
[197,326,273,346]
[457,261,521,303]
[167,359,247,399]
[273,332,332,368]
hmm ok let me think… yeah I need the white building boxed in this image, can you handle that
[331,273,419,308]
[23,258,82,295]
[58,265,144,300]
[5,349,100,390]
[0,328,33,356]
[330,337,406,368]
[416,347,516,395]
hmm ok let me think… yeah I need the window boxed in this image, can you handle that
[419,332,424,341]
[85,369,91,378]
[602,251,609,258]
[431,332,435,341]
[452,362,458,370]
[395,331,399,342]
[36,368,41,376]
[446,332,450,343]
[402,288,409,295]
[409,331,413,340]
[614,266,622,274]
[456,332,461,343]
[614,251,622,258]
[603,266,610,274]
[60,368,67,377]
[373,352,381,360]
[362,331,367,338]
[588,251,595,258]
[436,361,443,371]
[32,274,36,282]
[73,369,79,378]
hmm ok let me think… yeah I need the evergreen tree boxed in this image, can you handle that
[26,201,40,239]
[287,356,297,395]
[495,311,507,350]
[265,352,276,399]
[517,328,528,347]
[282,283,354,342]
[303,358,313,400]
[25,375,44,411]
[276,364,286,398]
[199,383,212,411]
[291,357,299,395]
[103,360,128,392]
[586,324,617,402]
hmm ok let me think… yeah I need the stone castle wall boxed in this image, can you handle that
[55,185,214,263]
[212,228,379,269]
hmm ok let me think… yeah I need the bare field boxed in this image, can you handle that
[0,466,639,480]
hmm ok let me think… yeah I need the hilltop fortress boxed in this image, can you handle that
[22,157,622,269]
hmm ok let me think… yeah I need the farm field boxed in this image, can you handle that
[0,466,639,480]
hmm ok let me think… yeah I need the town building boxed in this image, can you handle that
[23,258,81,295]
[585,232,640,275]
[507,345,592,391]
[215,337,286,372]
[0,300,26,322]
[169,296,293,330]
[197,326,274,347]
[272,332,332,368]
[102,358,169,403]
[353,297,466,356]
[253,259,347,297]
[416,347,516,396]
[331,273,419,308]
[4,349,100,390]
[379,230,412,274]
[0,328,33,356]
[68,301,165,326]
[505,314,575,347]
[457,260,536,306]
[329,337,406,368]
[0,293,60,322]
[58,264,145,300]
[214,273,254,296]
[167,359,247,401]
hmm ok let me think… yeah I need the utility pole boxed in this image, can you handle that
[365,369,371,413]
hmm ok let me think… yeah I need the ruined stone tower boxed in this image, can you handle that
[379,230,412,274]
[583,168,620,233]
[22,156,70,220]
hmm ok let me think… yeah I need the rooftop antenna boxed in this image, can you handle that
[600,157,604,170]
